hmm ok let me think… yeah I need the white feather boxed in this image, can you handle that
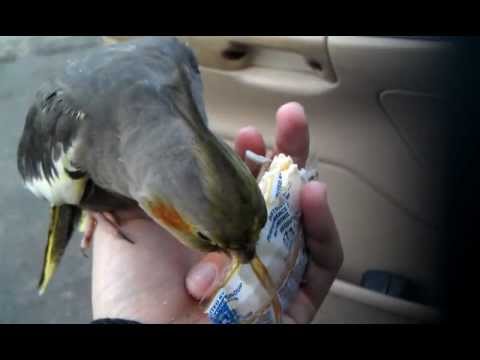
[24,144,87,206]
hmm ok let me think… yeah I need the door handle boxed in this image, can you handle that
[178,36,338,94]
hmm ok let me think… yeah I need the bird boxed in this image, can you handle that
[17,36,281,322]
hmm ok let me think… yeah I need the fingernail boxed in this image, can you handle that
[187,262,217,297]
[289,101,305,115]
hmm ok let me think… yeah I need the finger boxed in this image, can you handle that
[234,126,266,177]
[284,182,343,322]
[285,259,340,323]
[299,181,343,310]
[274,102,309,168]
[185,252,231,301]
[301,181,343,271]
[284,290,318,324]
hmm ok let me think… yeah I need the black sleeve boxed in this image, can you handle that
[91,318,142,324]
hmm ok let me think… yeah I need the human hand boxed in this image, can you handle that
[91,102,343,323]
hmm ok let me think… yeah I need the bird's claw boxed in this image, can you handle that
[92,212,135,245]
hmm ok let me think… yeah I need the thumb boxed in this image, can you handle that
[185,253,231,301]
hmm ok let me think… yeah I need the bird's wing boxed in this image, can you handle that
[182,44,209,126]
[17,84,89,205]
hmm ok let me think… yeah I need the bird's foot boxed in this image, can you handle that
[91,212,135,245]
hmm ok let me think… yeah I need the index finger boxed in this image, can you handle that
[274,102,310,168]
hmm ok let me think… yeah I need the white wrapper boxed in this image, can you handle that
[205,154,309,324]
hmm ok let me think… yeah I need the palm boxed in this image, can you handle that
[92,209,212,323]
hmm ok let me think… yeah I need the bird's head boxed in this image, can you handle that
[138,126,268,264]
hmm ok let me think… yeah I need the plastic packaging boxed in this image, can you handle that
[205,153,310,324]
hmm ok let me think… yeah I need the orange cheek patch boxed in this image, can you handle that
[147,200,192,234]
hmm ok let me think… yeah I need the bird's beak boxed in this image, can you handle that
[38,205,81,295]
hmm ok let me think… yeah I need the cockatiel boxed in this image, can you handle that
[17,36,281,321]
